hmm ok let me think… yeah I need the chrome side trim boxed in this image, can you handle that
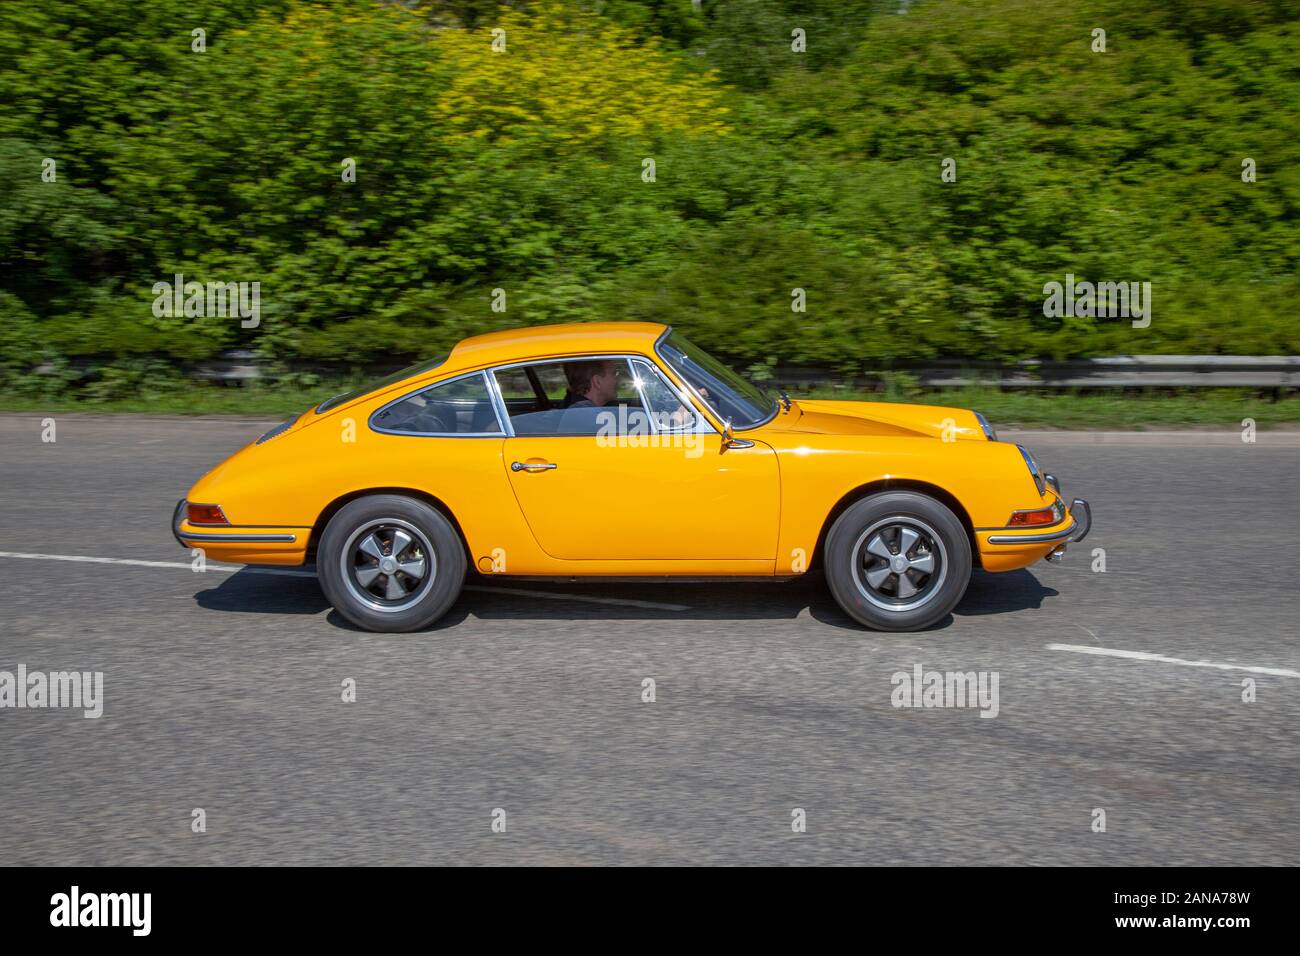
[177,531,298,543]
[986,521,1078,545]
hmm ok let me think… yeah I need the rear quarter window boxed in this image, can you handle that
[370,373,503,435]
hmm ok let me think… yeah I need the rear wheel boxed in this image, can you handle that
[824,491,971,631]
[318,495,465,632]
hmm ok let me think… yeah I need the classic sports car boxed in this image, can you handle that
[173,322,1090,632]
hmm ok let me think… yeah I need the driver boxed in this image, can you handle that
[558,359,702,434]
[560,359,621,408]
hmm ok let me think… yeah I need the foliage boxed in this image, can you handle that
[0,0,1296,401]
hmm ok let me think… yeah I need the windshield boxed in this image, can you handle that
[315,354,448,414]
[656,330,777,430]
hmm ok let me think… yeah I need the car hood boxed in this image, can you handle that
[766,399,988,441]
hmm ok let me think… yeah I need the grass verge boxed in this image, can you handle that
[801,386,1299,429]
[1,384,1296,429]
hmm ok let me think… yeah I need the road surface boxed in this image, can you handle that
[1,414,1296,865]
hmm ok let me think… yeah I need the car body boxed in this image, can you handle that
[173,322,1091,631]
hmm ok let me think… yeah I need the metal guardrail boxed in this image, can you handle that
[193,350,262,382]
[192,351,1299,390]
[769,356,1300,390]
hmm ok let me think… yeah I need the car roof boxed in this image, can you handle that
[443,321,670,374]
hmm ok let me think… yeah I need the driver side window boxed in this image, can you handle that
[492,358,651,437]
[630,359,704,432]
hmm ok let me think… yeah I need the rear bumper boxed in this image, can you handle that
[172,498,308,565]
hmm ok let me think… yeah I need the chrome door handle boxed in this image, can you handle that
[511,461,558,472]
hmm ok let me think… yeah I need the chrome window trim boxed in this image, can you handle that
[626,359,654,430]
[485,366,515,438]
[487,353,717,439]
[627,357,712,435]
[653,327,778,432]
[368,370,506,439]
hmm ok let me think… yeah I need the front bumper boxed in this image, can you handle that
[986,497,1091,545]
[977,496,1092,571]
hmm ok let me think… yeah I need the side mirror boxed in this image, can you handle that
[720,419,754,452]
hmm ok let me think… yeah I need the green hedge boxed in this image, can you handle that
[1,0,1296,394]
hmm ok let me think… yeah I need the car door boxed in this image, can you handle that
[493,357,780,562]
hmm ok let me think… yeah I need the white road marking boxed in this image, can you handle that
[0,551,309,577]
[0,550,231,571]
[0,550,689,610]
[1046,642,1300,678]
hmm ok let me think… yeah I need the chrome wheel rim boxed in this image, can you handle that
[851,516,948,612]
[341,518,436,613]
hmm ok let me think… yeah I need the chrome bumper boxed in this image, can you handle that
[1069,497,1092,543]
[985,496,1092,545]
[171,498,298,545]
[171,498,187,547]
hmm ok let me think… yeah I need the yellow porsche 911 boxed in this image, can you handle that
[172,322,1091,632]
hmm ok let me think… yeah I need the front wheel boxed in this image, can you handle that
[318,495,466,632]
[824,491,972,631]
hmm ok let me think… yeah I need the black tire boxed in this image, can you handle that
[824,491,971,631]
[318,494,466,632]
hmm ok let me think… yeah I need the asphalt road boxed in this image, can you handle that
[1,414,1297,865]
